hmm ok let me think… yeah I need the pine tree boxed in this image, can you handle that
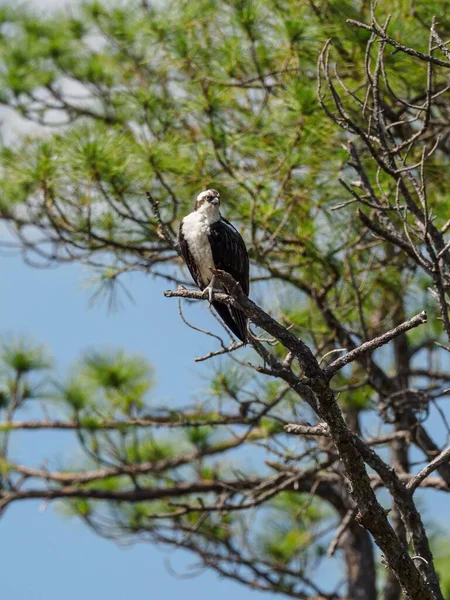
[1,1,450,598]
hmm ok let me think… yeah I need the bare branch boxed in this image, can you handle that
[346,18,450,68]
[146,191,181,256]
[407,446,450,493]
[166,280,440,599]
[324,312,428,378]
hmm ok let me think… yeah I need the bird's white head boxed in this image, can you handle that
[195,188,220,211]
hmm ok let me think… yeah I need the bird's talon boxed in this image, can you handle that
[202,285,220,303]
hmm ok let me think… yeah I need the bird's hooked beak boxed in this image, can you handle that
[210,197,220,205]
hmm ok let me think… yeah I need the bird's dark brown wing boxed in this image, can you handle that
[208,218,249,294]
[208,218,249,342]
[178,221,205,290]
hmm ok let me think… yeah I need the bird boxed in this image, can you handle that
[178,188,249,343]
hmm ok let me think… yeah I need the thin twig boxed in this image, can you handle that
[146,191,181,256]
[346,18,450,68]
[327,507,358,557]
[407,446,450,493]
[324,312,427,379]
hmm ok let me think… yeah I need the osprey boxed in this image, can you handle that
[179,189,249,343]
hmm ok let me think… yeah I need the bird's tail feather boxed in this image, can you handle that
[212,302,247,343]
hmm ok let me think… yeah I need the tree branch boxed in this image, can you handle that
[165,278,440,599]
[407,446,450,493]
[346,18,450,68]
[324,312,428,379]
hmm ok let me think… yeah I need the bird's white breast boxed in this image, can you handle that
[181,208,218,287]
